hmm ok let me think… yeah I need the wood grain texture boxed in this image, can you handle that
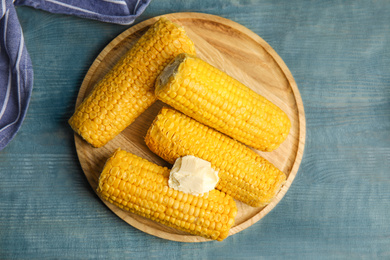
[73,13,305,242]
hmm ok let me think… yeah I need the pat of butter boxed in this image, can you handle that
[168,155,219,196]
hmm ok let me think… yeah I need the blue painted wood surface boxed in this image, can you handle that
[1,1,389,258]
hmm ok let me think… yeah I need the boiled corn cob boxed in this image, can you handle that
[145,107,286,207]
[69,18,196,147]
[155,53,291,152]
[97,148,237,241]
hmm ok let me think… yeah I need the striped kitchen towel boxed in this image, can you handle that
[0,0,151,150]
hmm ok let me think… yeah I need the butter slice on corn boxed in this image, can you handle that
[155,53,291,152]
[145,107,286,207]
[97,149,237,241]
[69,18,196,147]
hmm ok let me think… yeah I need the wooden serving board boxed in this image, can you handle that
[74,13,306,242]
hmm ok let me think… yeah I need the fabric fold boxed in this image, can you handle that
[14,0,151,25]
[0,0,33,150]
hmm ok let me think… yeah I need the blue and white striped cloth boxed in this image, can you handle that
[0,0,151,150]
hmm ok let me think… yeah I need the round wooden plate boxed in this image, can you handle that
[74,12,305,242]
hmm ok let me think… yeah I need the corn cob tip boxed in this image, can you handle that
[155,53,191,96]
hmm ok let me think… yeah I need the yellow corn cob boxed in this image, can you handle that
[145,107,286,207]
[69,18,196,147]
[97,148,237,241]
[155,53,291,152]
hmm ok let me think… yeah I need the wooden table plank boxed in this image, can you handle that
[0,1,389,258]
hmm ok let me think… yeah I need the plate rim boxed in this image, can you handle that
[74,12,306,242]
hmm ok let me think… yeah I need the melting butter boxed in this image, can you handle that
[168,155,219,196]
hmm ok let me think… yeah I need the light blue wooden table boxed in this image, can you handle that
[1,1,389,259]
